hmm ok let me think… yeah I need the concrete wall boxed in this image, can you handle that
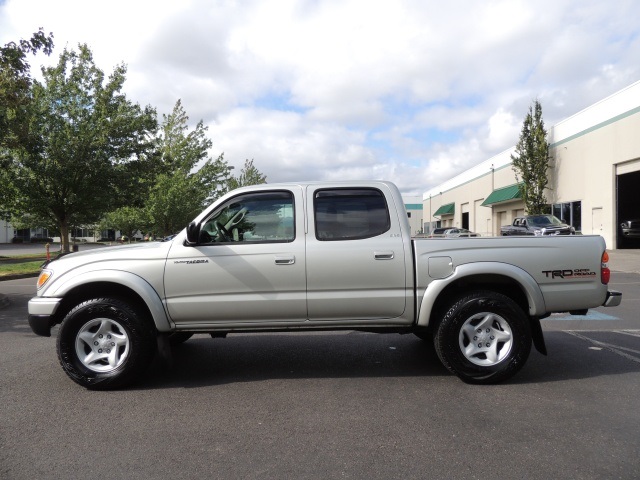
[550,106,640,246]
[423,149,525,236]
[422,80,640,248]
[403,196,424,235]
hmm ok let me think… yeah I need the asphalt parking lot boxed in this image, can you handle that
[1,249,639,479]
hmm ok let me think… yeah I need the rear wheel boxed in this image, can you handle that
[56,298,156,390]
[434,290,531,384]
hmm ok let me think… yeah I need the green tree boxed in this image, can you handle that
[1,29,54,210]
[101,206,150,243]
[4,44,157,252]
[511,99,550,214]
[146,100,232,236]
[147,174,203,237]
[0,28,54,151]
[227,159,267,190]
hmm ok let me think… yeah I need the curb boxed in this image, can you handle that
[0,273,39,282]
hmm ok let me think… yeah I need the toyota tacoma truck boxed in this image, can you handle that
[28,181,621,389]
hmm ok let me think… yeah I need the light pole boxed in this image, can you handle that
[490,164,495,235]
[429,195,432,233]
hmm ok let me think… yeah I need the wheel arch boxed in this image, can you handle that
[418,263,546,326]
[417,263,547,354]
[48,271,172,333]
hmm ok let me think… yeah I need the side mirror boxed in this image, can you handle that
[186,221,200,245]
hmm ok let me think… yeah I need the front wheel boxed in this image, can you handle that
[56,298,156,390]
[434,290,532,384]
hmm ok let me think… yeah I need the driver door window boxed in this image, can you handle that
[200,191,295,244]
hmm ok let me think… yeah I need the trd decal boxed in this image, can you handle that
[541,269,595,279]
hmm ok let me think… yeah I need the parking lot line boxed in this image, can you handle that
[566,331,640,364]
[548,311,619,321]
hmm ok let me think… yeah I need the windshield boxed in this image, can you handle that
[528,215,564,227]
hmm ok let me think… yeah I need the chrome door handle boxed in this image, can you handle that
[374,251,394,260]
[275,255,295,265]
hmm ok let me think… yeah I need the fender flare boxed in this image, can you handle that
[47,270,172,332]
[416,262,546,327]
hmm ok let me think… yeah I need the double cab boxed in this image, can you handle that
[28,181,621,389]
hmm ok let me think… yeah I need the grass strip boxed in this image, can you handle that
[0,253,50,260]
[0,260,43,277]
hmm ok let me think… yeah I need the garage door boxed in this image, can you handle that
[616,161,640,249]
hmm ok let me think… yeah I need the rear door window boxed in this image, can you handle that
[314,188,390,241]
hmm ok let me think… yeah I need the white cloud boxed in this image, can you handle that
[2,0,640,195]
[208,108,377,181]
[485,108,520,152]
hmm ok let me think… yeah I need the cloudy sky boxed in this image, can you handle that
[1,0,639,194]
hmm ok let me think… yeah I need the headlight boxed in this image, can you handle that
[37,269,53,290]
[534,229,544,236]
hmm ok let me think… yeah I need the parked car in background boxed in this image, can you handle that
[501,215,575,236]
[428,227,449,238]
[620,219,640,238]
[444,228,479,238]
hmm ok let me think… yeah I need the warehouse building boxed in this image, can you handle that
[403,196,424,235]
[423,80,640,249]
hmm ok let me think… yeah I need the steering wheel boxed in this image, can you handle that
[214,221,232,242]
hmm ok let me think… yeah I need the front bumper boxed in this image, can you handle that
[27,297,62,337]
[603,290,622,307]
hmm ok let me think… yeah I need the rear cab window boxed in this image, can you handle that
[314,188,391,241]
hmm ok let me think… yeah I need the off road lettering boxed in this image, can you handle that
[542,269,596,279]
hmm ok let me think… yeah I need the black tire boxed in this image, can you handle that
[56,298,156,390]
[168,332,194,345]
[434,290,532,384]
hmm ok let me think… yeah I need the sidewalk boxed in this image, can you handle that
[607,249,640,274]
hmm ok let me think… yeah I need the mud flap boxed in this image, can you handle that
[156,333,173,368]
[530,317,547,355]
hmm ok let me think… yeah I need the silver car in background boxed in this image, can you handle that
[444,228,479,238]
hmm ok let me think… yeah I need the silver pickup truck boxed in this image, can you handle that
[28,181,621,389]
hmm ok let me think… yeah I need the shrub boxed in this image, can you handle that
[30,237,54,243]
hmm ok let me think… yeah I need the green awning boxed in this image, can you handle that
[433,202,455,216]
[481,184,523,206]
[404,203,422,210]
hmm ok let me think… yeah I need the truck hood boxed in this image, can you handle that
[45,240,173,270]
[537,224,570,231]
